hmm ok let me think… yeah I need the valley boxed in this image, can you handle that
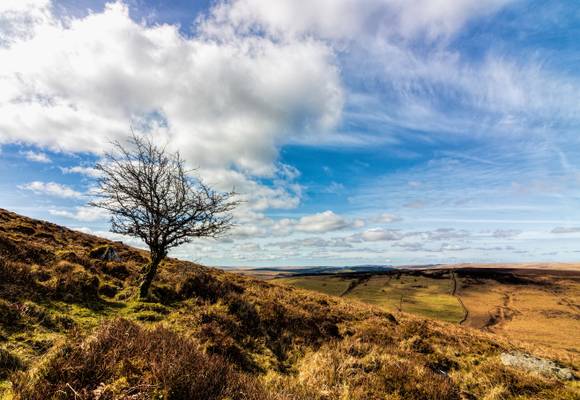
[257,266,580,356]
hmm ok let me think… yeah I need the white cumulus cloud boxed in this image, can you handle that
[49,206,109,221]
[0,1,343,211]
[295,210,350,233]
[18,181,82,198]
[22,150,51,163]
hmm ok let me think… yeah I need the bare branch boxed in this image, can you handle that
[90,133,239,297]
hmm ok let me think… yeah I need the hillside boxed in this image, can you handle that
[0,208,578,399]
[274,267,580,356]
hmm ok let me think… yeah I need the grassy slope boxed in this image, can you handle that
[347,274,464,323]
[277,270,580,358]
[456,274,580,355]
[0,208,578,399]
[278,276,354,297]
[277,274,466,323]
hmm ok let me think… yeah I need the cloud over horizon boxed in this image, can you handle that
[1,0,579,266]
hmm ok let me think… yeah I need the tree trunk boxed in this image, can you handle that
[139,250,163,299]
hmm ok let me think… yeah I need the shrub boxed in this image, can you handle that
[0,258,33,286]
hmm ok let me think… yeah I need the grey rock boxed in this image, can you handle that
[500,352,574,380]
[101,246,120,261]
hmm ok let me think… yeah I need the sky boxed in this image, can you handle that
[1,0,580,267]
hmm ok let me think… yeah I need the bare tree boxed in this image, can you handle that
[90,134,239,298]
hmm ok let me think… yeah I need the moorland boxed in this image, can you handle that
[264,265,580,357]
[0,208,578,399]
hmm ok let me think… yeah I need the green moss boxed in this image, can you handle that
[134,311,165,322]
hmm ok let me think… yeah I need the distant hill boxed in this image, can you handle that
[0,208,577,399]
[244,264,396,275]
[272,267,580,357]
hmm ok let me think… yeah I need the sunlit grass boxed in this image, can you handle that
[277,276,354,297]
[279,274,465,323]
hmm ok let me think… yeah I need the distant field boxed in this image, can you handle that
[274,266,580,355]
[279,275,354,297]
[349,274,465,322]
[455,270,580,355]
[277,272,464,323]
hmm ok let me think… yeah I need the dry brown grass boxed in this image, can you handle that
[0,208,578,400]
[457,273,580,357]
[11,318,269,400]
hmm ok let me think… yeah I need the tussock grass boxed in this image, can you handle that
[11,318,268,400]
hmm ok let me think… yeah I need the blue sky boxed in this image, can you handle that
[1,0,580,267]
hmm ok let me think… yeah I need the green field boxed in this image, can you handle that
[277,274,465,323]
[278,275,355,297]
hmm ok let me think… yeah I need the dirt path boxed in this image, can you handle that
[340,275,371,297]
[482,290,519,330]
[450,271,469,325]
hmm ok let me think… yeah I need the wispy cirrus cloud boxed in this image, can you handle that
[551,227,580,234]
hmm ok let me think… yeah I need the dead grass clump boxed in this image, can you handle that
[150,283,181,304]
[0,299,21,328]
[0,299,73,333]
[0,258,48,301]
[349,316,398,346]
[16,301,75,331]
[176,271,244,302]
[101,262,131,279]
[0,258,33,287]
[227,295,262,335]
[9,225,35,235]
[257,296,343,347]
[458,357,575,399]
[280,339,460,400]
[11,318,269,400]
[98,283,119,298]
[198,307,262,372]
[57,249,93,269]
[49,262,100,303]
[0,348,24,379]
[0,233,54,265]
[33,231,56,242]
